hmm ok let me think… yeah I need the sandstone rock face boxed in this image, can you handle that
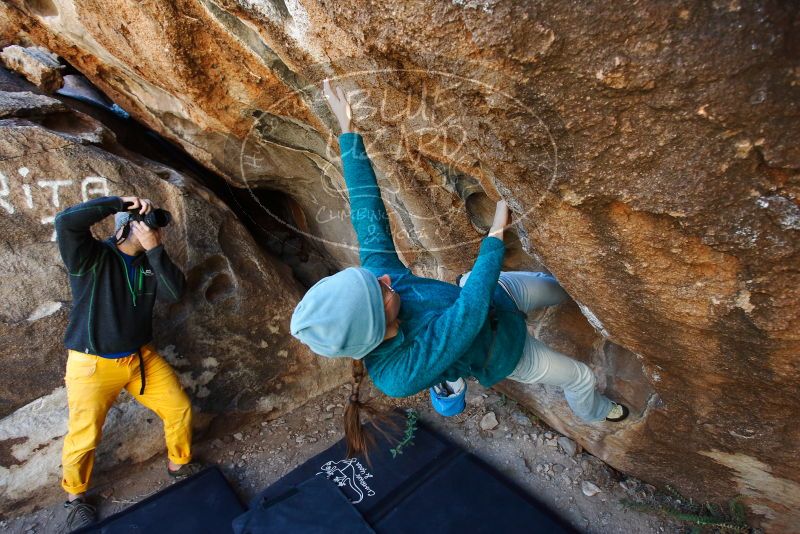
[0,85,347,510]
[0,45,63,92]
[1,1,799,529]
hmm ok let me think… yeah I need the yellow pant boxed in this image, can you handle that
[61,344,193,495]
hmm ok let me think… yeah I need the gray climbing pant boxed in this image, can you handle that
[458,271,613,422]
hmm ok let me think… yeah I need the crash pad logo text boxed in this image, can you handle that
[316,458,376,504]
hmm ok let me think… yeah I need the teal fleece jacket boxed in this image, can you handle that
[339,132,528,397]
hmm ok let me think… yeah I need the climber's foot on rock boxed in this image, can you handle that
[605,402,629,422]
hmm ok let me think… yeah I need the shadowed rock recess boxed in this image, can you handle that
[0,1,798,530]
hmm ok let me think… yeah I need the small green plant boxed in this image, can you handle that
[622,488,749,533]
[390,409,418,458]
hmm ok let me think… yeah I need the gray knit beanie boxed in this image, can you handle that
[114,211,131,233]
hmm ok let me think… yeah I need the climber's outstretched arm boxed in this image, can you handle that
[324,79,406,272]
[338,132,406,270]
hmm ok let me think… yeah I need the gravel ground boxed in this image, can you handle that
[4,381,689,534]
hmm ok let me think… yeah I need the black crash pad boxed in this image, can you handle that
[234,411,575,534]
[235,475,375,534]
[73,466,245,534]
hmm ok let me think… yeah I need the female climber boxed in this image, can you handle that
[290,79,629,456]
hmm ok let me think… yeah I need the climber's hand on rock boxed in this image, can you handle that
[323,78,352,133]
[488,200,510,240]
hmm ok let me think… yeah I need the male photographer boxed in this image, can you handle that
[54,195,201,530]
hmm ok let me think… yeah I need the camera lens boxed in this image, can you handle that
[144,209,172,229]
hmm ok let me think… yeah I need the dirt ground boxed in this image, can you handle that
[4,381,689,534]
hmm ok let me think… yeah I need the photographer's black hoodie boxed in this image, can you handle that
[55,196,186,355]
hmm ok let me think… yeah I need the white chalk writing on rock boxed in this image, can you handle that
[0,169,111,241]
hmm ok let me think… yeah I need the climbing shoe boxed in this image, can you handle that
[605,402,629,422]
[455,272,468,287]
[64,496,96,531]
[167,462,206,480]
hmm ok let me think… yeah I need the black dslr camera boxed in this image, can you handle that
[122,201,172,229]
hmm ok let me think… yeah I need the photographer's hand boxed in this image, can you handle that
[120,196,153,215]
[131,221,162,250]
